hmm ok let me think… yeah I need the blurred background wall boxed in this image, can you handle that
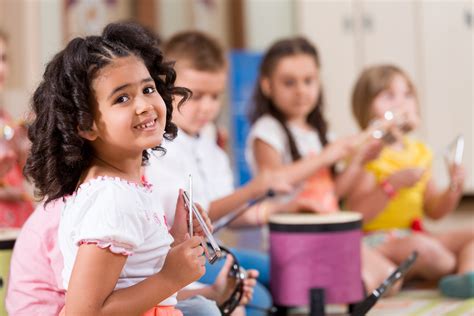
[0,0,472,193]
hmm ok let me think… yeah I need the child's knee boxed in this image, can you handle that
[411,234,456,276]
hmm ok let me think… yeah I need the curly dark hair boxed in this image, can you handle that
[24,22,190,203]
[249,37,329,162]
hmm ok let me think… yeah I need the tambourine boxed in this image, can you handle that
[212,244,276,316]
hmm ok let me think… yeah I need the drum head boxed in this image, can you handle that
[269,211,362,233]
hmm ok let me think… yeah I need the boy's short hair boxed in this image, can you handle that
[163,31,226,72]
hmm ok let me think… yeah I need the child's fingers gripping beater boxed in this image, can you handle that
[161,235,206,288]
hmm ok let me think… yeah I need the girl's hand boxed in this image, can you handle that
[387,167,425,190]
[448,163,466,193]
[161,235,206,288]
[285,197,335,214]
[320,137,355,166]
[170,190,213,244]
[169,189,190,246]
[253,168,292,195]
[191,202,213,238]
[352,139,383,166]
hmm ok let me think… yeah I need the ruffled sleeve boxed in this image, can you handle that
[71,183,146,255]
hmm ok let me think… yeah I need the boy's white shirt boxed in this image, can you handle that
[146,128,234,226]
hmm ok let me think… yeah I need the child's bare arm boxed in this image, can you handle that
[65,238,205,315]
[0,186,27,202]
[345,171,390,221]
[424,164,465,219]
[208,152,291,222]
[335,139,383,198]
[252,138,350,187]
[209,136,348,222]
[347,168,424,222]
[208,179,269,222]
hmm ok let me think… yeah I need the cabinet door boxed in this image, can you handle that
[420,1,473,193]
[360,1,419,86]
[295,0,360,138]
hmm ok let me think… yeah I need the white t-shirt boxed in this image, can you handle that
[58,176,176,306]
[146,129,234,226]
[246,115,324,174]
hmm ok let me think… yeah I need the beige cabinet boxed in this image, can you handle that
[419,1,473,193]
[296,0,473,193]
[296,0,360,137]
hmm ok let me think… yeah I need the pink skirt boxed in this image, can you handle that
[59,305,183,316]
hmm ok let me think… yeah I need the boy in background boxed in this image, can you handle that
[146,31,281,316]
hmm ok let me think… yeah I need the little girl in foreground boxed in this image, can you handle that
[24,22,206,315]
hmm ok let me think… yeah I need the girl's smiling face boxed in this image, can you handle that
[261,53,320,124]
[86,55,167,158]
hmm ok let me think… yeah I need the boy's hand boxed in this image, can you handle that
[240,269,257,305]
[211,255,258,306]
[211,256,236,305]
[161,235,206,288]
[388,168,425,190]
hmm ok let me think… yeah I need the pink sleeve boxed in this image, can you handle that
[6,203,65,315]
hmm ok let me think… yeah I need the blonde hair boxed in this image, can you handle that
[351,64,417,129]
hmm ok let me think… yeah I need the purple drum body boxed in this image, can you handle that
[269,212,363,307]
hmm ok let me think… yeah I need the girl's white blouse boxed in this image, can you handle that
[58,176,176,306]
[245,114,324,174]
